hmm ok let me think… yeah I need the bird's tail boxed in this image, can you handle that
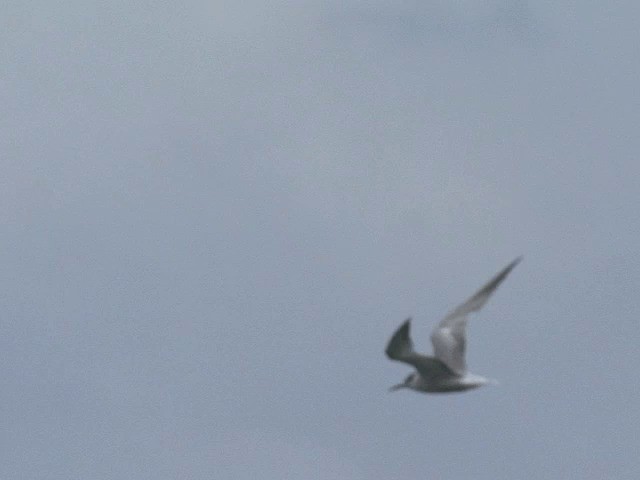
[385,318,415,361]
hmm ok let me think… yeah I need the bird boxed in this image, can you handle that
[385,257,521,394]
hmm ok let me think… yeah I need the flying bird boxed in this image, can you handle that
[385,257,521,394]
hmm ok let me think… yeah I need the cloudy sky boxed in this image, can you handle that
[2,1,640,478]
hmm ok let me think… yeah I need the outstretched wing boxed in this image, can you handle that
[385,318,414,362]
[386,318,455,381]
[430,257,522,374]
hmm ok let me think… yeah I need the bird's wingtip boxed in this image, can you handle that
[385,317,415,360]
[502,256,523,275]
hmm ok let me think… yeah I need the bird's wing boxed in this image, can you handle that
[386,318,455,381]
[385,318,414,362]
[410,355,456,382]
[430,257,522,374]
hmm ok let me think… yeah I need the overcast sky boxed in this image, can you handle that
[2,1,640,479]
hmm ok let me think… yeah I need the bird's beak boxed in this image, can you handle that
[388,383,405,392]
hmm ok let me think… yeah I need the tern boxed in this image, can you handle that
[385,257,521,394]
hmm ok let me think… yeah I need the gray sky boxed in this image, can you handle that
[2,1,640,478]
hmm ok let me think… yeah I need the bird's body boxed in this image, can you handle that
[397,368,494,393]
[385,258,521,394]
